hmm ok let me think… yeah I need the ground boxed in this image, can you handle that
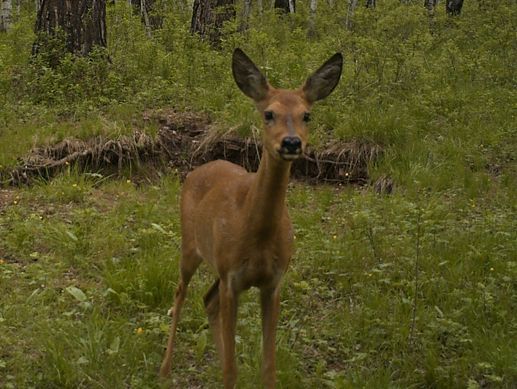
[0,160,515,387]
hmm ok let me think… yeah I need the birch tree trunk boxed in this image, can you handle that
[243,0,251,17]
[308,0,317,38]
[33,0,107,62]
[129,0,162,33]
[424,0,438,13]
[240,0,251,31]
[345,0,358,30]
[140,0,152,36]
[310,0,317,14]
[0,0,12,32]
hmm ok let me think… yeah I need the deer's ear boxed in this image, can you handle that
[302,53,343,104]
[232,48,269,102]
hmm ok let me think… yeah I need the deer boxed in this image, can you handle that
[159,48,342,388]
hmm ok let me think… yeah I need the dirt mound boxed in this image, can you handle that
[0,110,383,187]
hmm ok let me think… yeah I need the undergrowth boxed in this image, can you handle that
[0,0,515,388]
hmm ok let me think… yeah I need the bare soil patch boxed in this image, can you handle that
[0,110,383,187]
[0,188,16,209]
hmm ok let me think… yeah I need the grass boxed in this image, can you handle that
[1,172,515,388]
[0,0,516,387]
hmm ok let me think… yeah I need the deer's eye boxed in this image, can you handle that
[264,111,274,121]
[303,112,311,123]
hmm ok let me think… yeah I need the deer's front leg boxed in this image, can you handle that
[260,286,281,389]
[220,279,238,388]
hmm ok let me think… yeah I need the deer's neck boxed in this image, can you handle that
[245,151,291,238]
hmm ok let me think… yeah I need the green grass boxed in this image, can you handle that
[0,0,516,387]
[1,173,515,388]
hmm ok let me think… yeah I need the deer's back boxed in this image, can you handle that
[180,160,255,268]
[181,160,251,206]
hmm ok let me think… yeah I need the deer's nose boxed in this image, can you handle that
[281,136,302,154]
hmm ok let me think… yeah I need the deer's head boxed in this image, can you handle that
[232,48,342,161]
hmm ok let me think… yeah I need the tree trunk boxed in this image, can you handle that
[33,0,107,60]
[129,0,162,33]
[191,0,235,47]
[345,0,358,29]
[365,0,376,8]
[310,0,317,14]
[239,0,251,31]
[0,0,12,32]
[308,0,317,37]
[274,0,295,13]
[140,0,152,36]
[424,0,438,13]
[446,0,463,15]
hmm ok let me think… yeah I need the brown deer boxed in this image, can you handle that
[160,48,342,388]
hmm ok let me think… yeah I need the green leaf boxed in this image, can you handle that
[294,280,310,290]
[467,378,480,389]
[151,223,167,234]
[160,323,170,333]
[66,286,87,302]
[66,230,78,241]
[485,374,503,383]
[107,336,120,355]
[76,356,89,365]
[434,305,444,318]
[103,287,118,297]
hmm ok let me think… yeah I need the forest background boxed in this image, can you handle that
[0,0,515,388]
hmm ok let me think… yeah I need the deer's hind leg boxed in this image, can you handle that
[204,279,223,362]
[160,249,203,377]
[204,277,239,389]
